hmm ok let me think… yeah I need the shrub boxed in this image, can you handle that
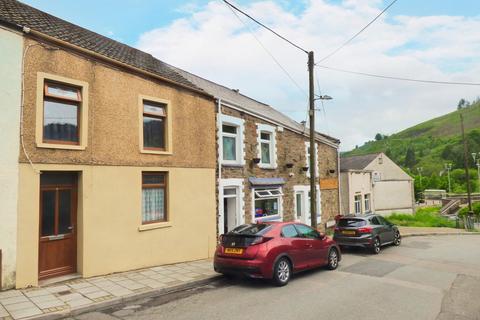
[458,202,480,217]
[387,206,456,228]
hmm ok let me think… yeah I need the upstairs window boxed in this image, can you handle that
[305,142,319,177]
[43,82,81,144]
[222,124,238,161]
[143,101,167,150]
[257,124,277,168]
[260,132,272,164]
[219,115,244,166]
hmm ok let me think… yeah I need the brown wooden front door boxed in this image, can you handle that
[39,172,77,280]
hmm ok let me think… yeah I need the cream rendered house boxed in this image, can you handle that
[340,153,415,216]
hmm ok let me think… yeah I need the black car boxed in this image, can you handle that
[333,214,401,254]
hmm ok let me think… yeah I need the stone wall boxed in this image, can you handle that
[219,105,339,230]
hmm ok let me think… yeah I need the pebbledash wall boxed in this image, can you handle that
[15,37,217,288]
[217,105,340,233]
[0,27,23,290]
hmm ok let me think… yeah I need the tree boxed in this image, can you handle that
[375,133,383,141]
[405,147,416,169]
[457,98,466,110]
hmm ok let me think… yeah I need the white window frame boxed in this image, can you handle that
[218,179,245,234]
[252,186,283,222]
[354,194,362,214]
[293,185,321,224]
[305,142,319,177]
[364,193,371,213]
[257,124,277,169]
[219,114,245,166]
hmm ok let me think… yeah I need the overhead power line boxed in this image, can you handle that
[222,0,308,97]
[316,65,480,86]
[222,0,309,54]
[317,0,399,64]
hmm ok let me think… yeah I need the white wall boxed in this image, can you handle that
[343,171,374,214]
[0,27,22,289]
[373,180,415,215]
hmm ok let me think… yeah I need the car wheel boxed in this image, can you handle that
[273,257,291,286]
[371,237,381,254]
[393,231,401,246]
[326,248,339,270]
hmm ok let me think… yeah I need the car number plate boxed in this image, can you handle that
[225,248,243,254]
[342,230,356,235]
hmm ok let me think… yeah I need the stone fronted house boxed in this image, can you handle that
[175,69,341,234]
[0,0,217,289]
[340,153,415,216]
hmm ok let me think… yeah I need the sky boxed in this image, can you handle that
[22,0,480,150]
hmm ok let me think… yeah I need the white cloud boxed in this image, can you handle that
[137,0,480,150]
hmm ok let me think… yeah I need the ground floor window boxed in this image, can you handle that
[142,172,167,224]
[364,193,371,212]
[254,188,282,221]
[354,194,362,214]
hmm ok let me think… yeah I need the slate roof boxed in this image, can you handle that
[340,153,380,171]
[0,0,202,92]
[172,66,340,145]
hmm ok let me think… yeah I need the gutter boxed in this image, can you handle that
[14,25,214,100]
[220,99,340,149]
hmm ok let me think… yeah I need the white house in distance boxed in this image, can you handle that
[340,153,415,216]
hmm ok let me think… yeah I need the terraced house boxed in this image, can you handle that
[0,0,217,289]
[174,69,341,235]
[0,0,341,290]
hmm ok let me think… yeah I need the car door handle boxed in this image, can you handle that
[304,244,313,248]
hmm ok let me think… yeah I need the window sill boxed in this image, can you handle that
[138,221,172,232]
[140,149,173,155]
[37,142,86,150]
[257,164,277,170]
[222,163,244,168]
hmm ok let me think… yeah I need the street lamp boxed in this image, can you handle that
[417,167,424,201]
[444,163,452,194]
[315,95,333,101]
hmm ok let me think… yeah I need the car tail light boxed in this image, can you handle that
[250,236,273,245]
[358,226,373,234]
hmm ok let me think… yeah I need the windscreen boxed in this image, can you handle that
[337,218,367,228]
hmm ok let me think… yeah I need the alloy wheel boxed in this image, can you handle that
[394,232,401,246]
[327,249,338,270]
[373,238,381,254]
[277,260,290,283]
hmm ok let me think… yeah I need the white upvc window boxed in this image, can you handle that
[354,194,362,214]
[257,124,277,169]
[219,114,244,166]
[364,193,371,212]
[305,142,319,177]
[293,185,321,224]
[253,187,283,222]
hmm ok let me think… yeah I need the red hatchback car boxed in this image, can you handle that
[214,222,341,286]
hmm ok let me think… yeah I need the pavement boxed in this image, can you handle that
[0,260,218,320]
[0,228,478,320]
[398,226,472,237]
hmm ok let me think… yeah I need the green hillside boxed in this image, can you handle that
[343,99,480,195]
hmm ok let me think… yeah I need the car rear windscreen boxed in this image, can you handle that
[222,224,272,247]
[228,224,271,236]
[338,218,367,228]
